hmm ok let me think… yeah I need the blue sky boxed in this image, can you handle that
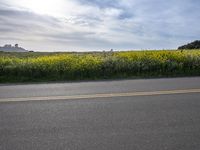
[0,0,199,51]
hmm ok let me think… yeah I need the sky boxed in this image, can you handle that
[0,0,199,51]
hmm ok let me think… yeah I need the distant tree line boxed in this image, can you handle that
[178,40,200,50]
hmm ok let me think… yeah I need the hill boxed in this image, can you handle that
[0,44,28,52]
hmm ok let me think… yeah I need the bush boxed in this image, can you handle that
[178,40,200,50]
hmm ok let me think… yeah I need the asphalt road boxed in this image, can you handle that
[1,77,200,150]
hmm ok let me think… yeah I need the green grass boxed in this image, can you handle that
[1,50,200,83]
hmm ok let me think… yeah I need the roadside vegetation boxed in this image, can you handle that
[1,50,200,82]
[178,40,200,50]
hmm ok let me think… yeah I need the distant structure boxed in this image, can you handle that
[15,44,18,48]
[0,44,28,52]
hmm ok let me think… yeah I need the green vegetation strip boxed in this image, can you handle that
[0,50,200,83]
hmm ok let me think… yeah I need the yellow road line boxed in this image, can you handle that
[1,89,200,103]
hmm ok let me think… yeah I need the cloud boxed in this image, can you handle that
[77,0,122,9]
[0,0,199,51]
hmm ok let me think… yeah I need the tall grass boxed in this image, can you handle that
[0,50,200,82]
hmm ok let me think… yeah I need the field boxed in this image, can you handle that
[1,50,200,82]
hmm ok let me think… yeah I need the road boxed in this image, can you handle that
[1,77,200,150]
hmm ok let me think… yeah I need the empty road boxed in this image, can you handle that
[1,77,200,150]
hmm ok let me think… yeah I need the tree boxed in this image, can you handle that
[178,40,200,50]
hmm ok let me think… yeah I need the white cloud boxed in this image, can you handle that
[0,0,199,51]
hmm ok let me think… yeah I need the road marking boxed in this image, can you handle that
[1,89,200,103]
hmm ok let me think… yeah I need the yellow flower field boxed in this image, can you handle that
[0,50,200,82]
